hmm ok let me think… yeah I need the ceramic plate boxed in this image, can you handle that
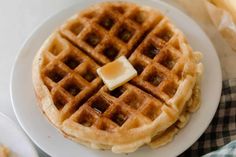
[0,113,38,157]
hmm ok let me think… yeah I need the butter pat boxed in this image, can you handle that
[97,56,137,90]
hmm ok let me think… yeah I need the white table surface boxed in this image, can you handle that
[1,0,236,156]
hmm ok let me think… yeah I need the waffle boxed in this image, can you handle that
[32,1,203,153]
[149,81,201,148]
[60,2,163,65]
[0,145,10,157]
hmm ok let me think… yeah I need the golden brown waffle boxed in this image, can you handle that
[0,145,10,157]
[60,2,163,64]
[149,81,201,148]
[129,27,198,111]
[33,32,103,126]
[32,1,203,153]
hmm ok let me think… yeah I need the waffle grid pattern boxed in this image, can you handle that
[69,83,164,131]
[33,1,202,153]
[60,2,163,64]
[40,34,103,121]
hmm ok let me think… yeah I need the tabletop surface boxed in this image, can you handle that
[0,0,236,156]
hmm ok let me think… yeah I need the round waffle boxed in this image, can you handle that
[32,1,203,153]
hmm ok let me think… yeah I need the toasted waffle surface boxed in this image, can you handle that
[0,145,10,157]
[32,1,203,153]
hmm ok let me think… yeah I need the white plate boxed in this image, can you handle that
[0,113,38,157]
[10,0,222,156]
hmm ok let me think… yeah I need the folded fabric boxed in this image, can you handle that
[202,140,236,157]
[180,79,236,157]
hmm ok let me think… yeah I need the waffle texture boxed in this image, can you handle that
[32,1,203,153]
[0,145,10,157]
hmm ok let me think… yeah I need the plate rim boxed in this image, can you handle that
[0,112,39,157]
[10,0,222,156]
